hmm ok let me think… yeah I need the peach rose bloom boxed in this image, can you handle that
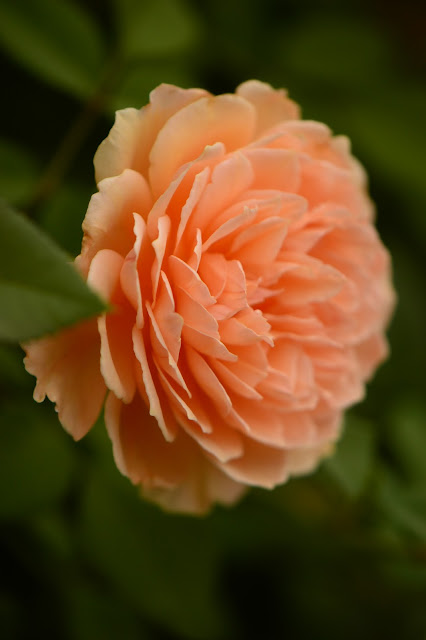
[24,81,395,514]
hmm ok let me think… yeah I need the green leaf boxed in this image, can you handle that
[114,0,199,60]
[0,0,105,97]
[0,139,39,207]
[0,401,74,518]
[0,203,105,343]
[325,414,375,498]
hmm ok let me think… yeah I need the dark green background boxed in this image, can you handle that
[1,0,426,638]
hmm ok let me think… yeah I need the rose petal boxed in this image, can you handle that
[237,80,300,136]
[95,84,209,183]
[193,152,254,231]
[88,249,136,403]
[149,94,257,197]
[105,390,186,486]
[76,169,152,276]
[23,319,106,440]
[132,326,178,441]
[185,345,232,417]
[220,436,290,488]
[245,147,301,192]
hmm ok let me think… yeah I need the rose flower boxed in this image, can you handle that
[24,81,395,514]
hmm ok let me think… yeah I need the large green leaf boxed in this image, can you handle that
[0,0,105,97]
[0,203,105,342]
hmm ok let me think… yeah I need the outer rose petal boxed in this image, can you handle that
[76,169,152,276]
[94,109,143,184]
[89,249,137,404]
[220,435,290,488]
[23,319,106,440]
[94,84,209,183]
[149,94,257,197]
[105,392,246,514]
[146,462,247,515]
[237,80,300,136]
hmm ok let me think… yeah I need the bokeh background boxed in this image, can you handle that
[1,0,426,638]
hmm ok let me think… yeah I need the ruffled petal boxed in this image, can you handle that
[95,85,208,182]
[76,169,152,276]
[236,80,300,136]
[88,249,137,403]
[105,391,246,514]
[149,94,257,197]
[23,319,106,440]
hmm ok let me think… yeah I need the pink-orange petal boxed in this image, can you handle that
[23,319,106,440]
[133,212,155,325]
[152,271,183,364]
[149,94,257,197]
[220,436,290,488]
[193,152,254,230]
[142,460,247,515]
[245,147,300,192]
[146,300,188,395]
[132,326,178,441]
[229,216,289,265]
[88,249,136,403]
[355,333,389,380]
[106,379,245,515]
[95,85,209,183]
[202,206,257,252]
[105,391,188,487]
[151,214,171,301]
[175,166,211,252]
[76,169,152,276]
[94,108,144,183]
[185,345,232,417]
[182,325,238,362]
[169,255,216,307]
[159,374,243,463]
[209,358,263,400]
[285,445,329,476]
[220,309,272,346]
[236,80,300,136]
[278,253,345,306]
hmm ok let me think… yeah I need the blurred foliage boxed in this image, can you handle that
[0,0,425,638]
[0,0,105,98]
